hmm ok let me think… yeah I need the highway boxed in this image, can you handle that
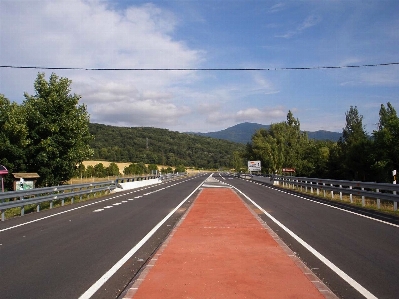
[0,174,208,299]
[216,173,399,299]
[1,173,398,299]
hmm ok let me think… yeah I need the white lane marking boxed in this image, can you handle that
[232,186,378,299]
[113,203,122,206]
[103,206,113,209]
[263,184,399,228]
[93,209,104,213]
[78,176,208,299]
[0,175,200,233]
[0,200,104,233]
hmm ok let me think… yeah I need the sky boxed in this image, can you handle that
[1,0,398,133]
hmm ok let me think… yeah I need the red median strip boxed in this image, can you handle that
[125,188,331,299]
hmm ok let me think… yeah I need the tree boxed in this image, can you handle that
[372,102,399,182]
[0,94,29,189]
[106,162,120,176]
[23,73,93,186]
[337,106,371,180]
[248,111,309,175]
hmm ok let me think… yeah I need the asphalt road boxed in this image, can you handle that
[0,174,208,299]
[2,172,398,299]
[216,173,399,299]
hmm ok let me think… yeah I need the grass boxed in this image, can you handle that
[279,182,399,217]
[2,189,111,220]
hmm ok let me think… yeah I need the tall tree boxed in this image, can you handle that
[337,106,371,180]
[372,102,399,182]
[23,73,93,186]
[0,94,29,189]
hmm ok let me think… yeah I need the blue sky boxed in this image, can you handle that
[1,0,398,133]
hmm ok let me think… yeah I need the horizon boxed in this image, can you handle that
[91,120,342,134]
[1,0,398,134]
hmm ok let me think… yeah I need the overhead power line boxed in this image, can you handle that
[0,62,398,71]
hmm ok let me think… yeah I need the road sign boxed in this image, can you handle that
[248,161,261,172]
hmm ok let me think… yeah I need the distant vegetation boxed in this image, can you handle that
[88,123,245,170]
[244,105,399,183]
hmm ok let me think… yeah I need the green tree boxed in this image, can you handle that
[372,102,399,182]
[337,106,371,180]
[94,163,106,178]
[106,162,120,176]
[248,111,309,175]
[23,73,93,186]
[0,94,29,189]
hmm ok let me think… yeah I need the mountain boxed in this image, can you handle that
[188,122,342,144]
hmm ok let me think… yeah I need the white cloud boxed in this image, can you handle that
[235,107,286,123]
[276,15,322,38]
[0,0,203,130]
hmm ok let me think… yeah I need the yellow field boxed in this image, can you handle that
[81,161,201,174]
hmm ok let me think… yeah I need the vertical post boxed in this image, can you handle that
[310,182,313,194]
[323,183,326,197]
[339,185,343,200]
[361,187,365,207]
[37,204,40,212]
[393,170,397,211]
[50,201,53,209]
[376,189,380,210]
[21,206,25,216]
[350,186,353,203]
[1,210,4,221]
[331,184,334,199]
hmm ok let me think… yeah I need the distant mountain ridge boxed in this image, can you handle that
[188,122,341,143]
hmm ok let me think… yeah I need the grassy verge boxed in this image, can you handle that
[3,190,111,220]
[279,183,399,217]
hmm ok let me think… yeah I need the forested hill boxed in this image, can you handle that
[89,123,245,169]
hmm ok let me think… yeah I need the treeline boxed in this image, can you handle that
[76,162,186,178]
[244,104,399,183]
[88,123,245,170]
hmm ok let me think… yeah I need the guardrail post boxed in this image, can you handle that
[361,188,365,207]
[340,185,343,201]
[376,189,380,209]
[305,181,308,192]
[349,186,353,203]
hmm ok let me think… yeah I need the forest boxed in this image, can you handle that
[244,105,398,183]
[88,123,245,170]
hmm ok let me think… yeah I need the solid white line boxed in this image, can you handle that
[0,201,98,233]
[78,176,208,299]
[265,185,399,228]
[232,186,378,299]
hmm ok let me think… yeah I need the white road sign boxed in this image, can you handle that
[248,160,261,172]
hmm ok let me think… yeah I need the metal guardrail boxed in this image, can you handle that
[0,181,115,221]
[270,175,399,211]
[0,173,189,221]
